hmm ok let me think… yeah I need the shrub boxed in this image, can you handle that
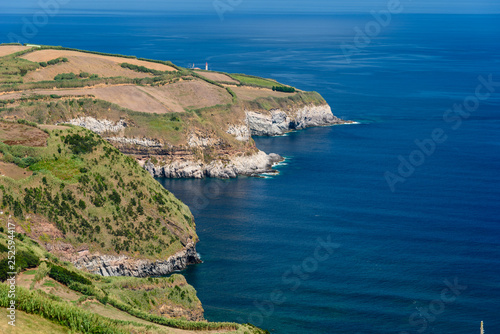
[109,190,121,205]
[272,85,295,93]
[48,264,92,286]
[78,199,86,210]
[34,262,50,282]
[54,73,77,81]
[63,133,98,154]
[120,63,165,76]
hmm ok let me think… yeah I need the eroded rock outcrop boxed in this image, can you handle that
[246,104,346,136]
[106,136,162,148]
[63,116,127,134]
[144,150,282,179]
[73,242,201,277]
[63,104,347,179]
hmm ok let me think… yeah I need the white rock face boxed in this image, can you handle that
[188,133,222,147]
[105,137,162,147]
[144,150,283,179]
[246,104,343,136]
[74,243,200,277]
[63,117,127,134]
[226,124,251,141]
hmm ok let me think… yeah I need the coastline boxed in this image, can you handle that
[142,103,351,179]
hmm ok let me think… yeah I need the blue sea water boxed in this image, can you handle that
[1,12,500,334]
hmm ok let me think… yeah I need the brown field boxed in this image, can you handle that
[0,79,232,113]
[0,45,31,57]
[139,79,232,112]
[0,121,49,146]
[232,86,298,100]
[0,85,168,113]
[19,49,177,82]
[0,161,33,180]
[23,58,151,82]
[195,70,239,83]
[21,49,176,71]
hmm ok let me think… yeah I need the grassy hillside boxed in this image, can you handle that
[0,233,268,333]
[0,120,196,259]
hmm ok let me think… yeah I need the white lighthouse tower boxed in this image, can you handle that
[205,62,208,71]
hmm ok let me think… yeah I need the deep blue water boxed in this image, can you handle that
[2,12,500,334]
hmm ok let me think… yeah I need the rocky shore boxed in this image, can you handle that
[143,150,283,179]
[246,104,346,136]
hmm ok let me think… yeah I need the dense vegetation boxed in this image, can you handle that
[39,57,68,67]
[273,85,296,93]
[48,264,92,286]
[0,124,196,258]
[121,62,168,76]
[54,72,77,81]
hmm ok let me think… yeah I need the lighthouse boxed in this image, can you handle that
[205,62,208,71]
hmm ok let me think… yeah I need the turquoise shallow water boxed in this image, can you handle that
[2,12,500,334]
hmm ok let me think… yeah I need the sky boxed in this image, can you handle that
[2,0,500,14]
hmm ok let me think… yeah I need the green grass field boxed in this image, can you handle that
[229,73,283,89]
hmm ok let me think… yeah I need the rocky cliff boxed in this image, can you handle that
[141,103,347,178]
[73,242,201,277]
[246,104,346,136]
[62,103,346,179]
[143,150,283,179]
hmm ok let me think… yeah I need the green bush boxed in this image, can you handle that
[120,63,165,76]
[54,72,77,81]
[44,57,69,66]
[34,262,50,283]
[272,85,295,93]
[63,133,98,154]
[48,264,92,286]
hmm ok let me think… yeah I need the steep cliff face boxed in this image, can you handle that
[73,242,201,277]
[64,103,345,179]
[246,104,345,136]
[143,150,282,179]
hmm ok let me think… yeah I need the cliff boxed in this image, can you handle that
[0,45,350,180]
[246,104,344,136]
[73,242,201,277]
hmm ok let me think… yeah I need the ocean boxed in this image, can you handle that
[2,12,499,334]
